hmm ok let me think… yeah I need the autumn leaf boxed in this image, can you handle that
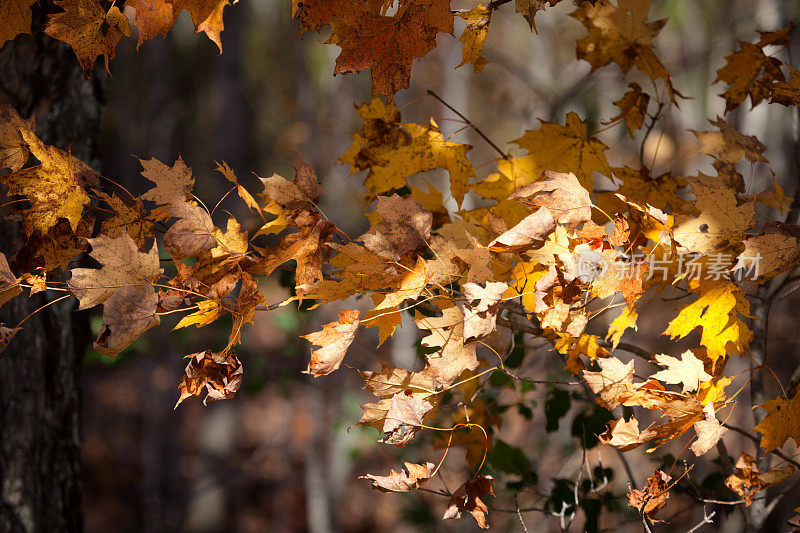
[456,4,491,72]
[605,83,650,138]
[327,0,453,97]
[512,112,612,190]
[415,299,479,389]
[128,0,176,49]
[0,253,22,310]
[725,452,794,505]
[487,208,555,252]
[173,299,224,330]
[381,390,434,446]
[714,23,793,112]
[754,387,800,453]
[515,0,560,32]
[0,324,20,354]
[663,279,752,363]
[461,281,508,343]
[651,350,712,393]
[44,0,131,78]
[361,461,435,493]
[68,233,163,310]
[692,117,768,164]
[340,98,474,206]
[94,284,160,356]
[508,170,593,228]
[169,0,233,52]
[176,350,243,407]
[691,404,727,456]
[600,416,648,452]
[0,104,35,172]
[443,475,494,529]
[571,0,681,102]
[673,173,755,255]
[2,128,93,236]
[163,202,216,259]
[583,357,635,409]
[627,469,671,521]
[302,309,360,377]
[140,155,195,208]
[98,192,154,251]
[1,0,36,46]
[767,64,800,107]
[735,226,800,282]
[11,217,93,273]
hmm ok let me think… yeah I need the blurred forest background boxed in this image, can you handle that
[72,0,800,531]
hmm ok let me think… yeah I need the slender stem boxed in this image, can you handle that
[426,89,510,160]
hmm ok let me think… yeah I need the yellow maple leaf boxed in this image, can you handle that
[44,0,130,78]
[664,279,752,363]
[170,0,232,52]
[173,299,224,330]
[512,111,611,190]
[1,0,36,46]
[571,0,681,102]
[456,4,491,72]
[341,98,475,206]
[754,387,800,453]
[2,128,92,236]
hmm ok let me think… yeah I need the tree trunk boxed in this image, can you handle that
[0,18,102,533]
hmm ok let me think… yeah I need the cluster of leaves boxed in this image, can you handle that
[3,0,800,529]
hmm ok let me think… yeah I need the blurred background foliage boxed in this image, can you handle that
[82,0,800,531]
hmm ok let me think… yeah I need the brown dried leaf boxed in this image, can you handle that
[302,309,360,377]
[175,349,243,407]
[94,284,160,356]
[443,475,494,529]
[361,461,434,493]
[44,0,131,77]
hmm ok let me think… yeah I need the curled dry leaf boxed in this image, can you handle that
[0,324,20,354]
[0,252,21,310]
[302,309,360,377]
[175,350,243,407]
[692,116,768,164]
[0,103,35,172]
[725,452,794,505]
[461,281,508,343]
[691,404,727,457]
[487,207,555,252]
[361,461,435,493]
[94,284,160,357]
[443,475,494,529]
[381,389,434,447]
[583,357,635,409]
[508,171,593,228]
[627,469,671,521]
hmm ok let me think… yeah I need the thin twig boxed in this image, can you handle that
[427,90,510,160]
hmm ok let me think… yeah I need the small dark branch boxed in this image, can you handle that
[426,89,510,160]
[638,102,666,168]
[616,449,638,491]
[722,424,800,471]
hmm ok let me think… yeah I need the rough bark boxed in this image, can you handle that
[0,14,101,533]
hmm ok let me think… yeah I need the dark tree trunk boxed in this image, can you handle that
[0,14,102,533]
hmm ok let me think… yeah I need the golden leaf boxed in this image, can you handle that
[44,0,130,77]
